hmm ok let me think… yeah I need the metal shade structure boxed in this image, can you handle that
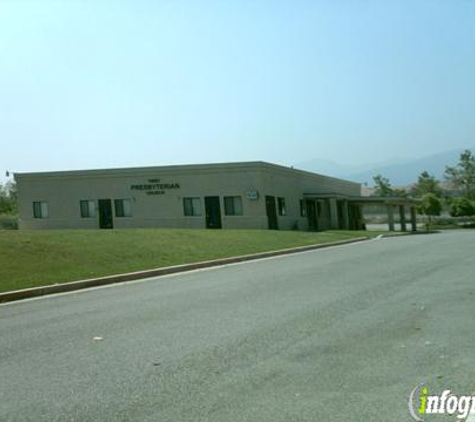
[302,193,420,232]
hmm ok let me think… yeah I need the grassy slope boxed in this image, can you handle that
[0,229,380,293]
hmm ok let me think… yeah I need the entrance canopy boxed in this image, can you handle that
[303,193,419,206]
[347,196,419,207]
[302,193,420,232]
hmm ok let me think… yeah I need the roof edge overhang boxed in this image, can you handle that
[303,193,420,206]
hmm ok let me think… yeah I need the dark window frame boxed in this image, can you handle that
[183,197,202,216]
[33,201,48,219]
[224,196,243,216]
[277,197,286,216]
[299,200,307,217]
[114,199,132,218]
[80,200,95,218]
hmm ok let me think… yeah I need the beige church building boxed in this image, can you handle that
[14,161,414,232]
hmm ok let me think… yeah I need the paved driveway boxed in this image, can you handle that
[1,231,474,421]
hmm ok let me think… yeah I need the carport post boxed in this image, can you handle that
[387,205,395,231]
[342,200,350,230]
[410,206,417,232]
[329,198,339,229]
[399,205,407,232]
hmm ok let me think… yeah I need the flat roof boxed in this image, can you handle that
[347,196,420,205]
[14,160,360,186]
[303,193,419,205]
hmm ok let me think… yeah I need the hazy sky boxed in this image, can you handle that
[1,0,474,178]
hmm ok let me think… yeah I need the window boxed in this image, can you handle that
[114,199,132,217]
[183,197,202,216]
[300,200,307,217]
[224,196,243,216]
[277,197,286,216]
[33,201,49,219]
[80,200,96,218]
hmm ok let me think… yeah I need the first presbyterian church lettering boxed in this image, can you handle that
[130,179,181,195]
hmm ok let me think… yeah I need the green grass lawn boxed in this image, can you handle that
[0,229,383,293]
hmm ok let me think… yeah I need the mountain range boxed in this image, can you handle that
[295,148,473,187]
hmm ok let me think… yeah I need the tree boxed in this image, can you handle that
[410,171,443,198]
[449,197,475,218]
[418,193,442,231]
[0,181,17,215]
[392,186,408,198]
[372,174,392,197]
[372,174,407,197]
[445,150,475,199]
[7,180,17,207]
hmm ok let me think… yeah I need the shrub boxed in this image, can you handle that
[449,197,475,218]
[0,215,18,230]
[418,193,442,231]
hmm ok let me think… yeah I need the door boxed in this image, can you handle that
[306,200,318,231]
[98,199,113,229]
[265,195,278,230]
[205,196,222,229]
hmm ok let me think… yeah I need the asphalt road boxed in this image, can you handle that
[1,231,474,421]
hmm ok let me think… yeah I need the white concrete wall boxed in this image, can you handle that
[16,162,360,231]
[259,165,360,231]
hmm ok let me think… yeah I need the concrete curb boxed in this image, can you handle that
[0,236,370,304]
[381,230,439,237]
